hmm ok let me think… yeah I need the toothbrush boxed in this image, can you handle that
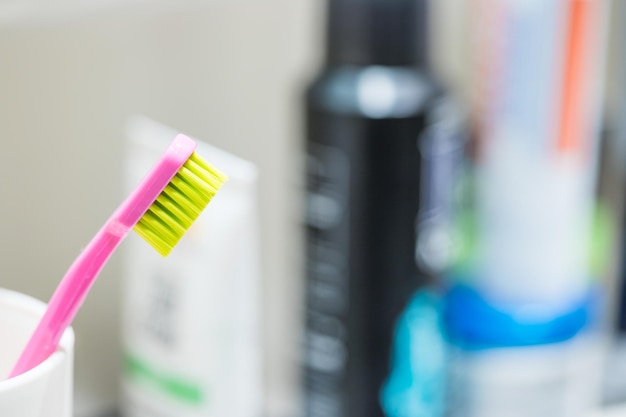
[9,134,227,378]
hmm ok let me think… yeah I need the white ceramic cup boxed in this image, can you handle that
[0,288,74,417]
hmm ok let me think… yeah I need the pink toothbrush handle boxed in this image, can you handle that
[9,222,127,377]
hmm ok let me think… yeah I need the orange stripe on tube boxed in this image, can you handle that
[557,0,593,153]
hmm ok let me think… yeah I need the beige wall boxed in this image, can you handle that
[0,1,320,416]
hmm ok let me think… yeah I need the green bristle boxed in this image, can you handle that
[133,152,228,257]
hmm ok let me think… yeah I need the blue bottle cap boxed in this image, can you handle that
[443,284,599,349]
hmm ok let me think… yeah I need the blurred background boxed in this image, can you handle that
[1,0,626,417]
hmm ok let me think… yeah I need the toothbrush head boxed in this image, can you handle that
[133,142,228,256]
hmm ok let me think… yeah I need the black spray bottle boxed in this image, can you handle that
[302,1,465,417]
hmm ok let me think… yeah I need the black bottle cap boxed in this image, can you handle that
[325,0,430,67]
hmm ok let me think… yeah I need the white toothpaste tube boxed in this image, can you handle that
[120,116,263,417]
